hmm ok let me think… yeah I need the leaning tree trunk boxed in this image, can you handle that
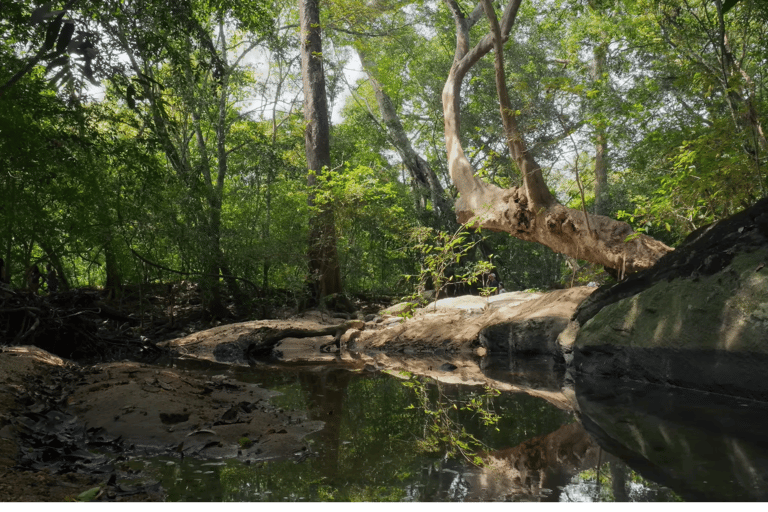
[357,49,455,228]
[300,0,343,299]
[442,0,671,276]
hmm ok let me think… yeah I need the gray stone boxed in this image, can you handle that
[565,197,768,399]
[480,317,569,356]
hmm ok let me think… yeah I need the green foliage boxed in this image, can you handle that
[618,116,764,245]
[308,163,416,294]
[2,0,767,304]
[400,372,500,464]
[576,462,683,502]
[405,221,494,305]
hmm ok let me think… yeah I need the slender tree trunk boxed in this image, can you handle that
[441,0,671,275]
[191,90,227,318]
[713,0,767,193]
[357,49,454,227]
[213,17,249,315]
[591,37,609,216]
[300,0,343,299]
[38,241,70,291]
[104,239,122,299]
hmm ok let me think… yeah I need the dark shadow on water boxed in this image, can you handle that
[575,374,768,501]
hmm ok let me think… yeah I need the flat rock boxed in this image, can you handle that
[353,288,594,356]
[417,291,544,316]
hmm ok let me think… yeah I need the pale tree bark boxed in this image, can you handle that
[442,0,672,275]
[591,38,609,216]
[357,49,454,226]
[300,0,343,298]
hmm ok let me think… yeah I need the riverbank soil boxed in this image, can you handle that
[0,346,322,501]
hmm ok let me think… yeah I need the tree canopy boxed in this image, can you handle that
[2,0,765,315]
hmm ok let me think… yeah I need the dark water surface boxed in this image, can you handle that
[111,357,768,502]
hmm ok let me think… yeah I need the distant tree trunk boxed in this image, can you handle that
[213,17,248,315]
[591,37,609,216]
[300,0,343,299]
[104,240,122,299]
[38,241,70,291]
[357,49,455,228]
[441,0,671,275]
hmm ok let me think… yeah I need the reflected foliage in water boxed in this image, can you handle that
[141,369,577,501]
[560,461,682,502]
[136,365,768,502]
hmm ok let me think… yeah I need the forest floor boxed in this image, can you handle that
[0,283,590,501]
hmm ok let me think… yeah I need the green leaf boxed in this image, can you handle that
[76,486,101,502]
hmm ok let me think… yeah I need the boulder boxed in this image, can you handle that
[480,288,594,356]
[562,197,768,400]
[353,288,590,356]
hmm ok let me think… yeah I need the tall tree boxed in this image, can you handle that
[588,0,610,216]
[441,0,671,276]
[300,0,343,298]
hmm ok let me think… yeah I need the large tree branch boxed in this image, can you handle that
[441,0,672,274]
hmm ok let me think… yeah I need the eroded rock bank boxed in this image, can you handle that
[160,288,594,411]
[161,289,592,363]
[561,197,768,401]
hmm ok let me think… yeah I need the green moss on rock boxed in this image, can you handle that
[576,250,768,353]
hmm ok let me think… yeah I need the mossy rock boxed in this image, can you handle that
[576,250,768,353]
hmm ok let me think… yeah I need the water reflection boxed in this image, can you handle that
[142,368,590,501]
[575,374,768,501]
[135,362,768,501]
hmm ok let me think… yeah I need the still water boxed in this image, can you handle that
[114,360,768,502]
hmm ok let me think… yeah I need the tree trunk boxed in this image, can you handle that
[591,36,609,216]
[441,0,671,275]
[213,17,249,315]
[38,241,70,292]
[357,49,454,227]
[104,239,122,299]
[300,0,343,299]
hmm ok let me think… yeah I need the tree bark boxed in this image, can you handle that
[300,0,343,298]
[104,239,122,299]
[357,49,454,227]
[591,37,609,216]
[441,0,671,275]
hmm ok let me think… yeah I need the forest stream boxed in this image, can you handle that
[4,0,768,503]
[2,284,768,502]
